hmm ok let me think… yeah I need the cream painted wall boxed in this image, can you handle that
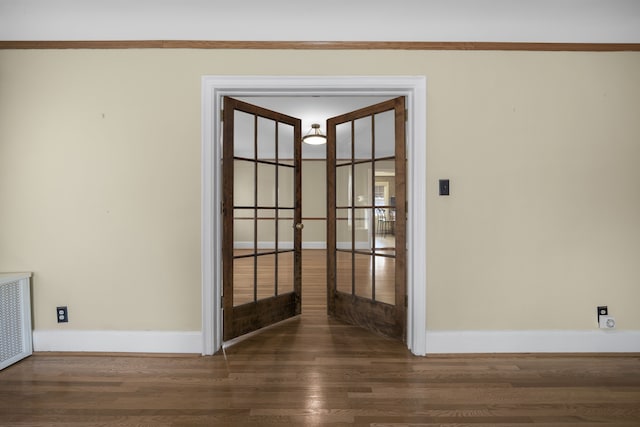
[301,161,326,244]
[1,49,639,333]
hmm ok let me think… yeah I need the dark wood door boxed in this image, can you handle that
[222,97,302,341]
[326,97,407,340]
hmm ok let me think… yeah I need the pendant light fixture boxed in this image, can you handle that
[302,123,327,145]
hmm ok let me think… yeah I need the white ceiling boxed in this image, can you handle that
[1,0,639,43]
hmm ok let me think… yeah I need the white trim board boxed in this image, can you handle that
[31,329,640,354]
[33,330,202,353]
[201,76,427,356]
[426,330,640,354]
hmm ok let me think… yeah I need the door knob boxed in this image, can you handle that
[295,223,304,230]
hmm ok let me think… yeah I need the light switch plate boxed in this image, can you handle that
[439,179,450,196]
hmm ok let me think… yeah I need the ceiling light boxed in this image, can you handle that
[302,123,326,145]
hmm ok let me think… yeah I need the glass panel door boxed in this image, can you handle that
[222,97,302,341]
[326,97,406,340]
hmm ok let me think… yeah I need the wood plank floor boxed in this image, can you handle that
[1,251,640,426]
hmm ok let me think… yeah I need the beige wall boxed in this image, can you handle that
[1,49,639,332]
[301,160,327,244]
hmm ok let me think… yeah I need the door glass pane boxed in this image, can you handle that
[374,207,385,236]
[278,165,294,208]
[234,110,254,158]
[354,116,372,160]
[257,216,275,254]
[353,208,372,252]
[374,110,395,158]
[257,117,275,160]
[277,251,294,295]
[278,217,294,250]
[374,160,395,198]
[256,254,276,300]
[374,159,396,254]
[234,208,254,255]
[257,163,276,207]
[354,162,372,207]
[233,256,254,306]
[234,160,254,206]
[354,253,372,299]
[336,251,352,295]
[375,256,395,305]
[336,208,352,251]
[278,122,294,160]
[374,211,395,256]
[336,122,352,165]
[336,165,351,208]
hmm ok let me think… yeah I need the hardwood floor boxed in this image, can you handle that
[1,250,640,426]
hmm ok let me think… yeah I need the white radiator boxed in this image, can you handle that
[0,273,33,370]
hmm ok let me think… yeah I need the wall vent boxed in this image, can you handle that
[0,273,32,370]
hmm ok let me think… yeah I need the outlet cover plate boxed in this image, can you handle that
[57,306,68,323]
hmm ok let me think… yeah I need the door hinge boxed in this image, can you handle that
[405,294,408,308]
[220,109,224,121]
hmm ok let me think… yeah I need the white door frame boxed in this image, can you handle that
[201,76,427,356]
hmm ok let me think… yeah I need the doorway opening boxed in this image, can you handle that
[202,76,427,356]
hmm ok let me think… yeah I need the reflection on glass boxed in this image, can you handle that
[354,162,372,207]
[336,251,352,295]
[256,254,276,300]
[233,256,254,306]
[375,256,395,305]
[374,110,395,158]
[234,208,254,254]
[336,208,352,251]
[278,165,294,208]
[354,253,372,300]
[257,117,275,160]
[256,218,275,254]
[234,110,255,158]
[278,218,294,250]
[354,116,372,160]
[336,165,351,208]
[353,208,372,251]
[336,121,352,165]
[234,160,254,206]
[278,122,294,160]
[277,251,295,295]
[375,159,395,182]
[257,163,276,207]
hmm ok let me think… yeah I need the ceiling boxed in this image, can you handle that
[1,0,639,43]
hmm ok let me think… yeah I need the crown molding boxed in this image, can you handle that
[1,40,640,51]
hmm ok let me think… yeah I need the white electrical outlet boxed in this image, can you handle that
[599,315,616,329]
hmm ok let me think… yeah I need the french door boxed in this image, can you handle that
[222,97,302,341]
[326,97,407,340]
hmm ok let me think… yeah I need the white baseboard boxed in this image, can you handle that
[33,329,639,355]
[33,330,202,354]
[426,330,640,354]
[302,242,327,249]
